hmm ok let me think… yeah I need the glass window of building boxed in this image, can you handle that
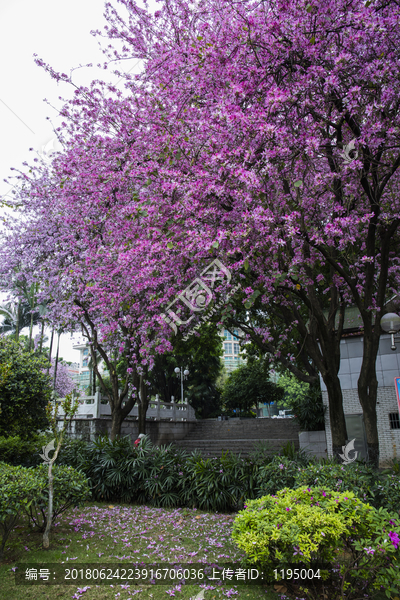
[224,330,232,340]
[82,359,88,367]
[83,349,89,356]
[224,342,232,354]
[234,343,240,354]
[233,329,239,340]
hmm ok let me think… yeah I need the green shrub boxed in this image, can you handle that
[294,462,377,505]
[0,462,40,558]
[373,473,400,514]
[256,455,302,496]
[248,441,275,465]
[141,443,186,508]
[56,435,258,511]
[78,435,138,503]
[0,433,53,467]
[232,486,400,600]
[178,451,258,511]
[290,385,325,431]
[25,464,91,532]
[280,440,310,464]
[52,434,400,516]
[57,437,92,471]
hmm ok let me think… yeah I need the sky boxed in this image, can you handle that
[0,0,145,361]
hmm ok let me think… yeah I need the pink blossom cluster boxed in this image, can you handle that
[0,0,399,387]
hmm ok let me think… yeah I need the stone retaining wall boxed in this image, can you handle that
[63,417,196,445]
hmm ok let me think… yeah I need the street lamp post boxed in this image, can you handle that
[380,313,400,351]
[174,366,189,403]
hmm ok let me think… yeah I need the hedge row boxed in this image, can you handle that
[54,435,400,514]
[1,434,400,517]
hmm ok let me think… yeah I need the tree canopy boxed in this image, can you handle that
[0,337,51,438]
[1,0,400,462]
[148,322,224,418]
[222,360,284,417]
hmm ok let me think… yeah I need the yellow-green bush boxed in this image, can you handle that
[232,486,400,599]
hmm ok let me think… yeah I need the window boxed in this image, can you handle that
[83,349,89,356]
[224,342,232,354]
[224,330,232,341]
[82,359,88,367]
[233,329,239,340]
[389,413,400,430]
[234,343,240,354]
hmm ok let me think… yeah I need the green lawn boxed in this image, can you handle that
[0,502,392,600]
[0,503,279,600]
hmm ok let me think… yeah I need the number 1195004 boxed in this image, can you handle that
[273,568,321,580]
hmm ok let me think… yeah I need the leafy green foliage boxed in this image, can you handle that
[278,373,325,431]
[25,464,91,532]
[221,359,284,416]
[0,462,40,558]
[248,440,275,464]
[256,455,303,497]
[148,323,224,418]
[369,473,400,514]
[0,300,40,336]
[179,450,259,511]
[291,386,325,431]
[0,460,90,557]
[0,433,53,467]
[295,462,377,505]
[277,372,311,408]
[58,435,259,511]
[256,459,400,514]
[232,487,400,599]
[280,440,309,462]
[55,434,400,518]
[0,336,52,438]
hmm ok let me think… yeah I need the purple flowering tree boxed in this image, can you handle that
[47,359,77,399]
[2,0,400,464]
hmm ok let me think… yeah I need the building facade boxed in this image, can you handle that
[72,342,106,394]
[321,333,400,464]
[221,328,246,373]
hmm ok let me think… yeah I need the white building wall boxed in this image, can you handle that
[321,334,400,464]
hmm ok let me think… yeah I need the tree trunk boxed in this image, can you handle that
[320,369,348,461]
[39,320,45,354]
[110,409,123,441]
[53,332,60,392]
[28,310,34,351]
[47,329,54,375]
[89,364,93,396]
[43,439,62,548]
[138,375,149,434]
[43,461,54,549]
[15,302,20,342]
[93,350,97,394]
[357,327,380,468]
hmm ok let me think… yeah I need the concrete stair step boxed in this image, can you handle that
[171,418,300,457]
[174,438,298,444]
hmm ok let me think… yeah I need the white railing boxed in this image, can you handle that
[56,392,196,421]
